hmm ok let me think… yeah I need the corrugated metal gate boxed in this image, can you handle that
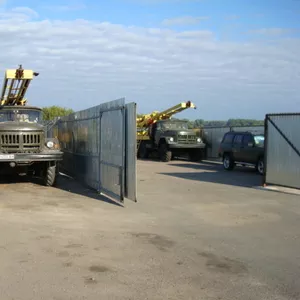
[264,113,300,189]
[47,98,137,204]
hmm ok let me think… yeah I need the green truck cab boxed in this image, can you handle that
[0,105,63,185]
[138,119,206,162]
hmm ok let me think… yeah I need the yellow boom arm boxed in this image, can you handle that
[0,65,39,106]
[137,101,196,128]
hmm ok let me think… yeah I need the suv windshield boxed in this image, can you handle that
[161,122,188,130]
[0,109,42,123]
[254,135,264,147]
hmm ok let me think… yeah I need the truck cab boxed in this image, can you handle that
[143,119,206,162]
[0,103,63,186]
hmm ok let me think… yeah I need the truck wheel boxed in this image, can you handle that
[189,150,202,162]
[159,143,172,162]
[44,163,57,187]
[138,141,149,159]
[223,154,234,171]
[256,157,264,175]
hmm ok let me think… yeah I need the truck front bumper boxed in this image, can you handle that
[168,143,206,149]
[0,151,63,163]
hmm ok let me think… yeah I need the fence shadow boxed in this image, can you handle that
[0,173,123,207]
[159,161,263,188]
[55,174,123,207]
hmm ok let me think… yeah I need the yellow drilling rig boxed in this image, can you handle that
[0,65,63,186]
[136,101,206,162]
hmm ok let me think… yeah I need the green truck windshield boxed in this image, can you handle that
[0,109,42,123]
[162,122,189,130]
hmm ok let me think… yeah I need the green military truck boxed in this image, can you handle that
[0,65,63,186]
[138,118,206,162]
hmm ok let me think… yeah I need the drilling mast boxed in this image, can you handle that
[0,65,39,106]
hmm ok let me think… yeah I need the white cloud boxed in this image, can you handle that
[11,7,39,18]
[248,28,299,36]
[224,15,240,20]
[41,4,86,11]
[162,16,209,26]
[0,7,299,120]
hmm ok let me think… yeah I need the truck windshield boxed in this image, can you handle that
[162,122,188,130]
[0,109,42,123]
[254,135,264,147]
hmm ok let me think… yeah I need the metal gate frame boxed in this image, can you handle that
[47,98,137,204]
[98,105,126,202]
[263,113,300,189]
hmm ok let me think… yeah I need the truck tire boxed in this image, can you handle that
[223,153,234,171]
[44,163,57,187]
[159,143,172,162]
[138,141,149,159]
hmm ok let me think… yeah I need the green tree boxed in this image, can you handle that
[226,119,264,127]
[42,106,74,121]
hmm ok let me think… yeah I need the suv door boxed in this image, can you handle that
[232,134,243,161]
[241,134,256,163]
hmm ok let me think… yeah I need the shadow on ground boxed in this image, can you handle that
[0,174,123,207]
[55,174,123,207]
[160,161,263,188]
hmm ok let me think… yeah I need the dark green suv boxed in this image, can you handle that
[218,131,265,175]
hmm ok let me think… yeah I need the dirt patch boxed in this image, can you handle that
[44,201,59,207]
[36,235,52,240]
[199,252,248,274]
[62,262,73,267]
[130,232,175,252]
[84,277,98,285]
[65,243,83,249]
[57,251,70,257]
[89,265,110,273]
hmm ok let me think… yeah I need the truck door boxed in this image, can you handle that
[154,122,162,146]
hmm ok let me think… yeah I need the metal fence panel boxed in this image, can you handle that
[201,127,230,158]
[125,102,137,202]
[265,114,300,189]
[46,98,138,203]
[99,99,125,201]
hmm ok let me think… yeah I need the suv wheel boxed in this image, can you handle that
[223,154,234,171]
[256,158,264,175]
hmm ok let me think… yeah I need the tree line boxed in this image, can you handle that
[175,118,264,129]
[137,113,264,129]
[42,106,74,121]
[43,106,264,128]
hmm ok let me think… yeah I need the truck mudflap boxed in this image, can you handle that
[0,151,63,163]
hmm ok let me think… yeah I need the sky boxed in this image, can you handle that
[0,0,299,120]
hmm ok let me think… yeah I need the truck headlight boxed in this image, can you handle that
[197,138,202,143]
[169,137,174,142]
[46,141,54,148]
